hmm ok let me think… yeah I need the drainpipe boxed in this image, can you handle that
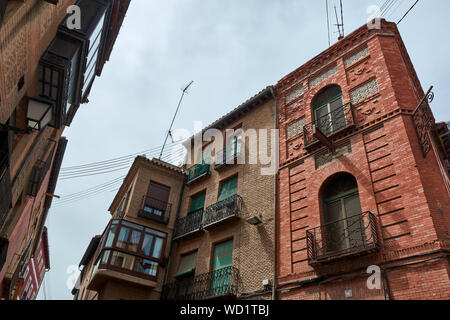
[269,86,278,300]
[162,172,186,294]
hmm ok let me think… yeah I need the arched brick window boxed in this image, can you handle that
[321,173,365,254]
[312,85,345,136]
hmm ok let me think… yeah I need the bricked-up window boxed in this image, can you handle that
[350,78,379,104]
[286,118,306,139]
[310,65,338,88]
[286,86,304,104]
[315,143,352,168]
[344,46,370,67]
[322,173,364,253]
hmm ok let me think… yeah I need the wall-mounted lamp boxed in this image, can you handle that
[246,214,264,226]
[1,96,54,134]
[26,96,54,131]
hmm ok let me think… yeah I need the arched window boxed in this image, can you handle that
[312,85,345,136]
[322,173,365,253]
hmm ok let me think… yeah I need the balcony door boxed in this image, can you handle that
[210,239,233,297]
[323,174,365,254]
[313,85,344,136]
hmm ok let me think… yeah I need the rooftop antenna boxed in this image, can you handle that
[334,0,345,40]
[158,80,194,160]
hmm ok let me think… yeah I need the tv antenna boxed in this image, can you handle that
[159,80,194,160]
[333,0,345,40]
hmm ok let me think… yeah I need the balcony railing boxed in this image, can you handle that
[162,266,239,300]
[306,212,379,265]
[186,163,210,184]
[214,140,242,170]
[303,102,355,149]
[138,196,171,224]
[173,209,204,240]
[0,151,11,227]
[203,194,242,230]
[28,147,54,197]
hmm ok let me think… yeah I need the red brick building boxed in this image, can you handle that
[15,227,50,300]
[275,20,450,300]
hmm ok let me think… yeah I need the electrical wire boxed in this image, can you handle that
[397,0,419,24]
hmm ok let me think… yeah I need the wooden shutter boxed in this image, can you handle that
[146,182,170,210]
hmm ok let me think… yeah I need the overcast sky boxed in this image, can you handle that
[37,0,450,300]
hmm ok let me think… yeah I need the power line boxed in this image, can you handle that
[398,0,419,24]
[61,142,183,172]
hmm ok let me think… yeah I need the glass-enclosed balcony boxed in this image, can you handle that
[88,219,168,289]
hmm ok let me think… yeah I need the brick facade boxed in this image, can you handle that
[166,95,276,299]
[276,20,450,300]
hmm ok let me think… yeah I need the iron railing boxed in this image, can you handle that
[138,196,171,224]
[306,212,379,265]
[303,102,355,148]
[203,194,242,229]
[214,140,242,170]
[0,151,11,228]
[162,266,239,300]
[28,148,54,197]
[186,163,210,184]
[173,209,203,240]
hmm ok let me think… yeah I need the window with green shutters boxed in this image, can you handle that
[210,239,233,296]
[217,176,238,202]
[189,192,206,214]
[175,251,198,278]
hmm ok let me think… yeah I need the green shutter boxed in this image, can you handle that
[212,239,233,270]
[175,251,197,278]
[218,176,238,202]
[189,192,206,214]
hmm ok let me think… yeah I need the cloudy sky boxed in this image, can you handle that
[37,0,450,300]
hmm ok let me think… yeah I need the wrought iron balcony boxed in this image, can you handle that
[214,140,242,170]
[303,102,355,150]
[138,196,171,225]
[0,151,11,227]
[173,209,204,240]
[186,163,210,184]
[306,212,379,266]
[162,266,239,300]
[28,149,54,197]
[203,195,242,230]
